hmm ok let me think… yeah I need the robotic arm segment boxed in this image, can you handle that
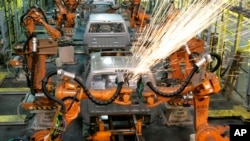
[35,70,129,140]
[39,20,62,39]
[57,69,76,78]
[146,42,218,98]
[19,7,62,92]
[63,0,79,12]
[143,37,222,107]
[146,53,216,97]
[53,69,128,105]
[55,0,68,15]
[74,73,125,105]
[195,54,212,67]
[126,0,150,28]
[22,8,45,35]
[42,70,67,113]
[107,4,121,13]
[146,64,198,97]
[22,7,62,40]
[54,0,78,27]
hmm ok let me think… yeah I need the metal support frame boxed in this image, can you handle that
[221,51,244,100]
[245,59,250,109]
[91,114,146,141]
[208,1,250,119]
[215,7,250,100]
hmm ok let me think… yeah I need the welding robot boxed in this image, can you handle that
[12,3,230,141]
[141,38,229,141]
[17,6,62,94]
[53,0,79,28]
[23,38,229,141]
[12,5,144,141]
[7,7,65,130]
[121,0,150,28]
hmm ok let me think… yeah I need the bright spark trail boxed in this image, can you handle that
[129,0,230,78]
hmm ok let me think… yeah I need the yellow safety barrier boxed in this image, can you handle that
[209,106,250,122]
[0,115,26,125]
[0,87,30,93]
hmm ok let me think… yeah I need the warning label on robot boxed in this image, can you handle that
[230,125,250,141]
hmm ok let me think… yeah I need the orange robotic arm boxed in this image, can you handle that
[54,0,79,28]
[29,69,128,141]
[125,0,150,28]
[22,7,62,39]
[21,7,61,92]
[141,42,229,140]
[54,0,68,27]
[193,72,229,141]
[63,0,79,12]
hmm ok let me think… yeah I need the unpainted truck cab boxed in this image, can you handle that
[83,13,131,53]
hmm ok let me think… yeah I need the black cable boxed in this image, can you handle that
[121,1,131,7]
[29,52,37,95]
[22,33,36,88]
[20,7,48,27]
[22,33,35,54]
[42,70,66,113]
[20,9,30,26]
[29,34,38,95]
[35,7,48,23]
[108,4,120,11]
[66,88,80,111]
[147,65,199,97]
[210,53,221,73]
[74,75,124,105]
[20,8,37,26]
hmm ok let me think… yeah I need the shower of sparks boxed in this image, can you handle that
[129,0,230,78]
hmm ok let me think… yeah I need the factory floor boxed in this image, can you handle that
[0,17,249,141]
[0,63,249,141]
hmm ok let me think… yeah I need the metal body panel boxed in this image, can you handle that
[85,52,155,89]
[83,14,131,53]
[88,13,124,22]
[83,0,117,20]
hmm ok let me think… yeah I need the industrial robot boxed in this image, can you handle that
[53,0,79,28]
[11,3,230,141]
[18,6,62,93]
[121,0,150,29]
[141,38,229,141]
[24,38,229,141]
